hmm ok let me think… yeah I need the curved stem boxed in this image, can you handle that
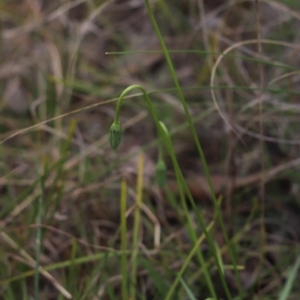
[113,84,230,297]
[113,84,163,142]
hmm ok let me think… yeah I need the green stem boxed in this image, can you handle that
[143,1,241,297]
[112,84,228,297]
[165,221,215,300]
[114,85,157,125]
[120,179,128,300]
[35,174,45,300]
[130,153,144,299]
[159,122,218,299]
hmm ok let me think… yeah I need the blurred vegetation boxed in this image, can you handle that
[0,0,300,299]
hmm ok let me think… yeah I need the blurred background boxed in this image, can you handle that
[1,0,300,299]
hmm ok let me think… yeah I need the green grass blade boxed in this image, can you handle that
[140,258,169,298]
[279,254,300,300]
[120,178,128,300]
[179,276,197,300]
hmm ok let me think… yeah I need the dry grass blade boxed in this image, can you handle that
[0,232,72,299]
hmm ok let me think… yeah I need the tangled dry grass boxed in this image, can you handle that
[1,0,300,299]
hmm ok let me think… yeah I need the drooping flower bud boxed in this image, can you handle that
[109,121,122,150]
[155,159,167,187]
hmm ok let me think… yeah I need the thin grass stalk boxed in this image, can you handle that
[120,178,128,300]
[46,120,77,240]
[255,1,267,294]
[188,197,258,285]
[159,122,232,298]
[279,255,300,300]
[179,277,197,300]
[4,250,132,286]
[67,239,78,292]
[172,156,232,299]
[175,178,216,297]
[159,122,217,299]
[130,153,144,299]
[165,221,214,300]
[34,173,45,300]
[49,119,77,196]
[143,1,240,297]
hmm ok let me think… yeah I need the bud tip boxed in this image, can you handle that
[109,121,122,150]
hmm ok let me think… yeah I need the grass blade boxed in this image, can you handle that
[279,255,300,300]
